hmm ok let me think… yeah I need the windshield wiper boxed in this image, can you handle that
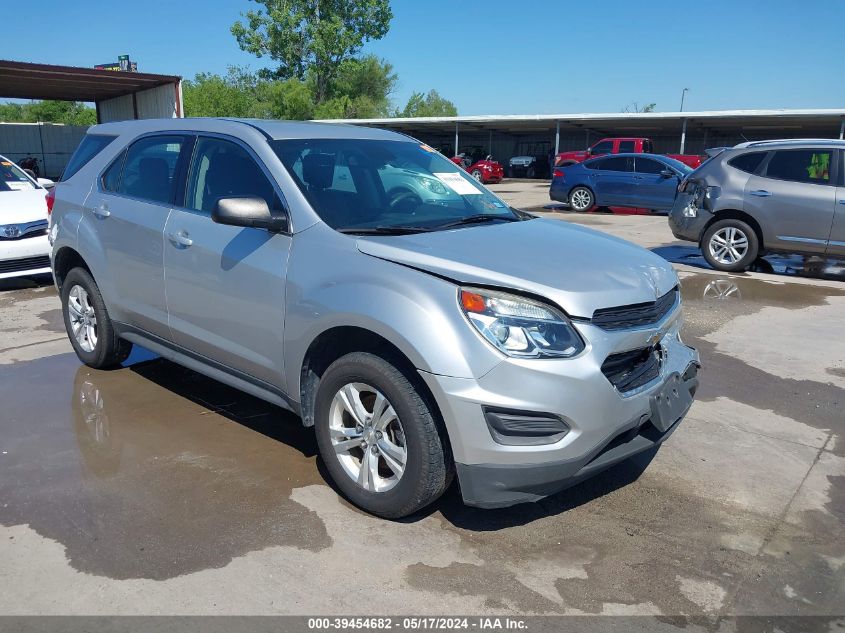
[337,225,433,235]
[433,214,521,230]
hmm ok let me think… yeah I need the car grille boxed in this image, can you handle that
[591,287,679,330]
[601,345,661,393]
[0,255,51,274]
[0,220,48,241]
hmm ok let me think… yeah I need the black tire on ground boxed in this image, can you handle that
[568,186,595,212]
[701,218,760,272]
[314,352,453,519]
[61,267,132,368]
[526,166,536,179]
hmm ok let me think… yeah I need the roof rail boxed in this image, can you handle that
[742,138,844,148]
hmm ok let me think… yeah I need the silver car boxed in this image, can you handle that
[50,119,699,518]
[669,139,845,271]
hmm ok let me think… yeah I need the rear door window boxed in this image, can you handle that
[764,149,833,185]
[597,156,634,172]
[119,135,187,205]
[101,150,126,192]
[62,134,117,181]
[618,140,635,153]
[590,141,613,156]
[728,151,767,174]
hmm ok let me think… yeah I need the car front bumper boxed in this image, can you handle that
[0,234,52,280]
[420,312,700,508]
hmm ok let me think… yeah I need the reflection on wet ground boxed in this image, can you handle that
[0,353,329,580]
[656,244,845,282]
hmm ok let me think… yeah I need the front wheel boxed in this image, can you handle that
[701,219,759,272]
[471,169,483,182]
[568,186,594,212]
[61,267,132,368]
[314,352,452,518]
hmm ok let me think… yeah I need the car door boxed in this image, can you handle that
[827,149,845,256]
[163,134,292,389]
[744,148,837,254]
[84,134,191,337]
[592,156,635,206]
[634,156,679,210]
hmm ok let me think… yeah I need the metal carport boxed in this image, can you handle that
[0,59,183,123]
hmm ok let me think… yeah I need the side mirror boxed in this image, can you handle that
[660,169,676,179]
[37,178,55,189]
[212,197,287,232]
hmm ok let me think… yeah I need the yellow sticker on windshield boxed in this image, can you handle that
[419,144,436,153]
[0,162,12,166]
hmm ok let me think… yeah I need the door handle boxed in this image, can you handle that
[168,230,193,247]
[91,203,110,218]
[750,190,772,197]
[839,200,845,205]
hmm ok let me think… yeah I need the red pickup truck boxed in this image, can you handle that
[555,137,704,169]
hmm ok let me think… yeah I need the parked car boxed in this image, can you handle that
[508,141,552,179]
[555,137,705,170]
[50,119,699,518]
[450,154,504,184]
[550,153,693,212]
[670,139,845,272]
[0,154,55,280]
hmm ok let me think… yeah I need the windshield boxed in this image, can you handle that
[271,139,519,232]
[661,156,694,174]
[0,159,38,192]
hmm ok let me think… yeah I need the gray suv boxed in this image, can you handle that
[50,119,699,518]
[669,139,845,272]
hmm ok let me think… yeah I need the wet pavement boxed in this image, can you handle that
[0,231,843,616]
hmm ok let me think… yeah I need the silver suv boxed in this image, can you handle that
[669,139,845,271]
[50,119,699,518]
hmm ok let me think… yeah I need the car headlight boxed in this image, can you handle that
[417,176,448,195]
[0,224,22,239]
[459,288,585,358]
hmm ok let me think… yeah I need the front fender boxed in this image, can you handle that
[283,225,503,399]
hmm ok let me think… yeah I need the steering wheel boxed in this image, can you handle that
[389,190,422,212]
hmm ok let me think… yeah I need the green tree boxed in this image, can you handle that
[183,67,260,117]
[0,100,96,125]
[395,90,458,118]
[231,0,392,104]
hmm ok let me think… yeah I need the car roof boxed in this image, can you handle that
[89,117,413,142]
[733,138,845,150]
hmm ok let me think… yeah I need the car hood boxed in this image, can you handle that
[0,188,48,224]
[355,218,678,318]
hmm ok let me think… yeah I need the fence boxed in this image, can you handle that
[0,122,88,179]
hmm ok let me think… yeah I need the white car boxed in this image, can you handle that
[0,155,54,280]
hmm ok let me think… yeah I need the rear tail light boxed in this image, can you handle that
[553,169,565,179]
[45,188,55,216]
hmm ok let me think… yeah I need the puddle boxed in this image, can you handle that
[656,244,845,282]
[0,353,330,580]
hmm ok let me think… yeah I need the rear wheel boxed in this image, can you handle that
[61,268,132,368]
[701,219,759,272]
[569,186,594,212]
[314,352,452,518]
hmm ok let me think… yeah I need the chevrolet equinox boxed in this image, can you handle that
[50,119,699,518]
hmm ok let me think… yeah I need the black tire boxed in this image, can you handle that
[314,352,452,518]
[568,185,595,212]
[701,219,759,272]
[526,165,536,179]
[61,267,132,369]
[471,169,483,182]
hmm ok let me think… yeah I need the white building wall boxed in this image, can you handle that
[98,94,134,123]
[98,82,182,123]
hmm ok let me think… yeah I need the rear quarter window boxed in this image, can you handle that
[765,149,832,185]
[728,151,767,174]
[62,134,117,181]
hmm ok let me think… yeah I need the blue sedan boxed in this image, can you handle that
[550,153,693,212]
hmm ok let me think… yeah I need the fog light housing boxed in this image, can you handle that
[482,407,570,446]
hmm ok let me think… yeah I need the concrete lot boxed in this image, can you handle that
[0,180,842,617]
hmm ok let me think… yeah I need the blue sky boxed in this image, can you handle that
[4,0,843,115]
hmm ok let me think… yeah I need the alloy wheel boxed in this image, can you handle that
[329,382,407,493]
[708,227,749,265]
[570,189,592,211]
[471,170,483,182]
[67,285,98,353]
